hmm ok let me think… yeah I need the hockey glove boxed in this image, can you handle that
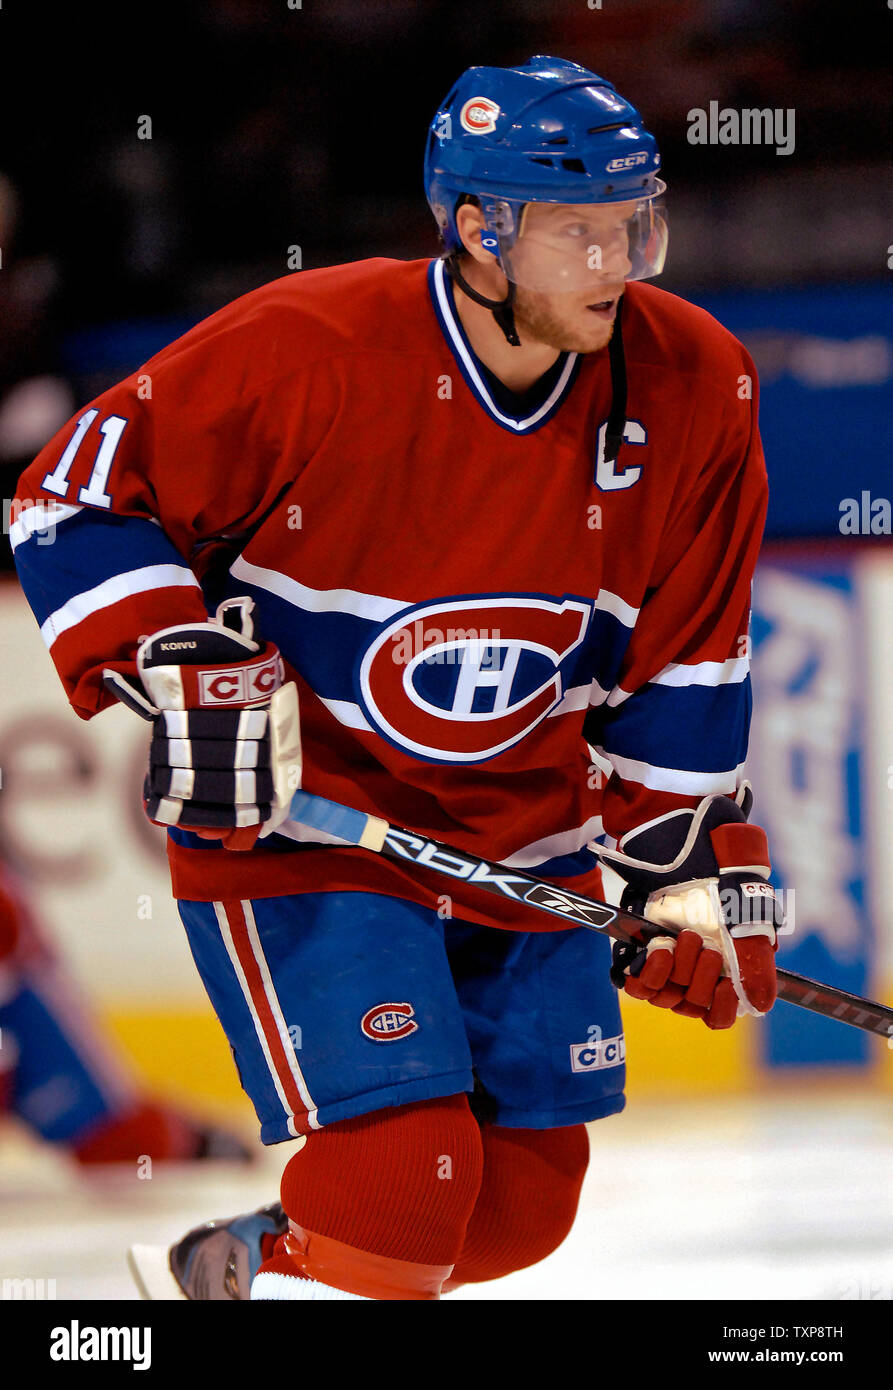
[102,597,301,850]
[595,785,784,1029]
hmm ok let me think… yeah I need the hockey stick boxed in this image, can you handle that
[286,789,893,1041]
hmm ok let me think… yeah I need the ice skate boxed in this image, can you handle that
[128,1202,287,1300]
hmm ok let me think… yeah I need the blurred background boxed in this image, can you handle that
[0,0,891,1299]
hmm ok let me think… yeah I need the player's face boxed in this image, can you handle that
[510,200,636,286]
[512,280,623,354]
[507,200,635,353]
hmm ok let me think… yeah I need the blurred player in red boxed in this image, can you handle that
[13,58,782,1298]
[0,859,250,1166]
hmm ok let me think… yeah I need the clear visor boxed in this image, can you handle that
[480,182,668,293]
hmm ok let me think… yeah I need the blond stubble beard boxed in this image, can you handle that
[512,285,618,355]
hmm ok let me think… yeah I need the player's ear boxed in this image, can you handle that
[455,200,492,267]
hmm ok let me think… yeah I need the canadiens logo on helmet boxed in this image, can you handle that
[425,58,665,261]
[361,1003,418,1041]
[460,97,500,134]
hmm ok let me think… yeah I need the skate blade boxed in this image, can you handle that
[127,1244,188,1301]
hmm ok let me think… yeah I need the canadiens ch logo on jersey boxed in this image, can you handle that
[361,1003,419,1041]
[357,595,592,763]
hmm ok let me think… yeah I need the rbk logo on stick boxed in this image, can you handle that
[284,786,893,1039]
[382,828,618,929]
[522,883,617,929]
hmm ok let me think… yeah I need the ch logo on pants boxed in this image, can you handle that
[361,1002,418,1041]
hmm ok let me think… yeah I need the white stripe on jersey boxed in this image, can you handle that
[317,695,373,731]
[9,502,82,551]
[649,655,751,687]
[593,746,745,796]
[548,684,593,716]
[40,564,201,647]
[501,814,605,868]
[604,654,751,708]
[230,554,409,622]
[230,554,639,646]
[592,586,639,630]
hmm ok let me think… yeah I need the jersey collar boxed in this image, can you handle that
[427,258,581,434]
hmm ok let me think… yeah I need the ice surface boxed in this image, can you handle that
[1,1093,890,1301]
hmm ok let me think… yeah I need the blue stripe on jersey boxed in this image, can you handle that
[568,606,635,694]
[598,677,752,773]
[529,845,602,878]
[220,577,377,701]
[14,509,190,629]
[226,574,637,716]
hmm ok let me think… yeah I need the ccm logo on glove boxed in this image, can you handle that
[102,597,301,850]
[199,659,281,706]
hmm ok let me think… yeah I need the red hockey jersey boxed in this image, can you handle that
[13,257,767,931]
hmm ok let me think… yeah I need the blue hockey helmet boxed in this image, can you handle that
[424,55,667,290]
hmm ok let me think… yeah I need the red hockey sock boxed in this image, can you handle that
[263,1094,484,1299]
[72,1101,201,1165]
[443,1122,590,1289]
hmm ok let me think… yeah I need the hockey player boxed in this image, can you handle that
[13,57,783,1299]
[0,857,251,1166]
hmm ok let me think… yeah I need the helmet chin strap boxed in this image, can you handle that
[442,252,628,465]
[603,293,627,464]
[443,253,521,347]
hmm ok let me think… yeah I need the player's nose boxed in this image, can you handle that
[599,246,633,279]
